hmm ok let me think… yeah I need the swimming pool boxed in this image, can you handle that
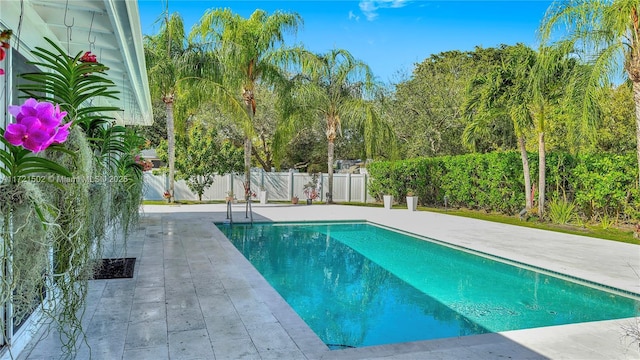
[217,221,640,349]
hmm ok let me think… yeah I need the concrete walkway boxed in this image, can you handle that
[17,203,640,359]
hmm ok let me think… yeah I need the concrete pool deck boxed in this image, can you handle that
[18,203,640,359]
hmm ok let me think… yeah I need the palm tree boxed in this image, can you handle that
[463,44,536,210]
[540,0,640,184]
[192,8,302,198]
[530,46,579,216]
[463,44,579,216]
[508,46,537,212]
[291,49,393,203]
[144,12,217,203]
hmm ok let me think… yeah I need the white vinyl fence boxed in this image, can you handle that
[143,170,377,203]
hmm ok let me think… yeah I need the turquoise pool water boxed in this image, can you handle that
[217,222,640,348]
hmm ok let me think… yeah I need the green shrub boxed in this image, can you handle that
[367,151,637,223]
[570,153,638,222]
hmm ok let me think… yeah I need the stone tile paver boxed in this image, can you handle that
[168,328,215,359]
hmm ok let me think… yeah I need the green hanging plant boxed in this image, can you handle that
[0,95,72,355]
[14,37,132,356]
[96,125,128,173]
[41,127,95,354]
[0,181,56,346]
[110,127,146,237]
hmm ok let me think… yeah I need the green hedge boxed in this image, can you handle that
[367,151,639,221]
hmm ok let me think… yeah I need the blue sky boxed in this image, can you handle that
[138,1,553,83]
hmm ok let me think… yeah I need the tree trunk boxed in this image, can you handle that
[633,81,640,186]
[165,97,175,203]
[630,7,640,185]
[518,136,533,210]
[326,116,338,204]
[243,136,252,199]
[538,131,546,217]
[243,88,255,199]
[327,139,334,204]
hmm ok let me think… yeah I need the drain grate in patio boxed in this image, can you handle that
[92,258,136,279]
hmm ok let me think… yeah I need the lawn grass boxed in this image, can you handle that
[143,199,638,245]
[340,202,638,245]
[419,206,638,245]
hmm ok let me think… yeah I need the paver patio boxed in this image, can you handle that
[17,204,640,359]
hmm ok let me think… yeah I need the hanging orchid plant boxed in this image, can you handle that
[0,98,72,349]
[1,34,147,357]
[11,36,145,355]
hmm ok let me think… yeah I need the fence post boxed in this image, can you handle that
[361,173,367,203]
[346,173,351,203]
[288,171,294,201]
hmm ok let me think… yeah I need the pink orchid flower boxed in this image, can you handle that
[4,98,72,152]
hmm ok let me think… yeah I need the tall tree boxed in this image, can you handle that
[540,0,640,184]
[192,8,302,198]
[391,49,494,158]
[250,84,280,171]
[463,44,535,210]
[144,12,217,203]
[291,49,394,203]
[530,46,579,216]
[593,83,637,153]
[462,44,581,215]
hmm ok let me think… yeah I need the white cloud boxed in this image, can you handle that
[359,0,409,21]
[348,10,360,21]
